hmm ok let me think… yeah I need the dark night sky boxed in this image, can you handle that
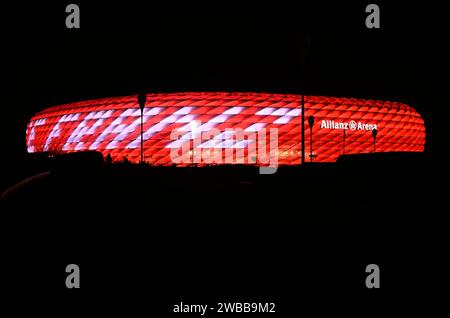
[2,2,448,309]
[3,1,449,168]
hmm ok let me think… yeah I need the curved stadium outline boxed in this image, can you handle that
[26,92,426,165]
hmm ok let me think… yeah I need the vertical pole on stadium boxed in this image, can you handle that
[301,94,305,164]
[138,93,147,164]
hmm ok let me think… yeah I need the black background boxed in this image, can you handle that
[2,0,448,315]
[3,1,449,159]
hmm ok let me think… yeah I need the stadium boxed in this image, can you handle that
[25,92,426,165]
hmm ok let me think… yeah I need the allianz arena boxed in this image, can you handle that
[26,92,426,165]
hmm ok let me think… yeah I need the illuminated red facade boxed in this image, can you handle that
[26,92,425,165]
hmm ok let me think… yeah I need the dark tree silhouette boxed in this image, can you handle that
[105,153,112,164]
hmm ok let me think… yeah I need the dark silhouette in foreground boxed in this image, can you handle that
[1,150,445,308]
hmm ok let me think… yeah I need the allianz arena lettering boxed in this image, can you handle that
[320,120,378,131]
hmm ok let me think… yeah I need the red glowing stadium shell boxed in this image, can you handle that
[26,92,425,165]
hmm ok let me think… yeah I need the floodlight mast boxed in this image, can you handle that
[138,93,147,164]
